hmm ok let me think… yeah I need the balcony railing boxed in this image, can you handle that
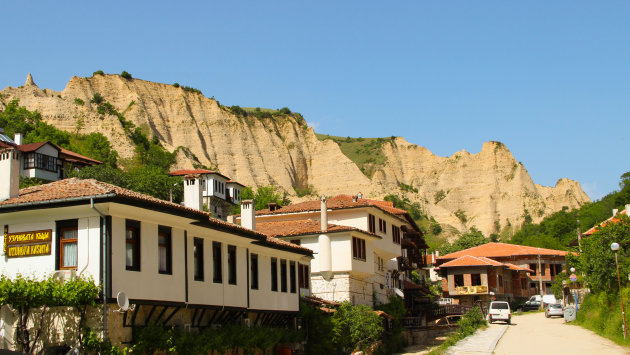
[455,285,488,295]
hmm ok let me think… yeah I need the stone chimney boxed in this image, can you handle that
[357,192,363,199]
[25,73,36,87]
[183,175,203,211]
[613,209,619,216]
[320,195,327,232]
[14,133,22,146]
[0,148,20,201]
[241,200,256,231]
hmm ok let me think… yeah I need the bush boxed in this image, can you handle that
[90,93,104,105]
[332,301,384,352]
[431,222,443,235]
[172,82,180,88]
[93,70,104,76]
[74,98,85,106]
[96,102,117,116]
[120,71,132,79]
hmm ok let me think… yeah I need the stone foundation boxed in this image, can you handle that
[311,273,391,306]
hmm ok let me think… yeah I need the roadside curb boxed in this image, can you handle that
[488,325,508,353]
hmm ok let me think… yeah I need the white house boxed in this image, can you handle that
[169,169,244,220]
[0,128,102,181]
[235,194,430,307]
[0,146,312,346]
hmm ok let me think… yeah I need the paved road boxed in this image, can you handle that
[493,312,630,355]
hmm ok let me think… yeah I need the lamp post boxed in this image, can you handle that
[611,242,627,340]
[570,267,578,312]
[538,248,543,310]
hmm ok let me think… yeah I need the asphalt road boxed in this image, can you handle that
[493,311,630,355]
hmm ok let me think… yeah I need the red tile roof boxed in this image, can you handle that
[583,209,628,236]
[437,242,568,261]
[18,142,57,153]
[256,194,409,216]
[438,255,505,268]
[0,178,312,256]
[59,147,102,165]
[255,219,380,239]
[504,263,534,273]
[169,169,230,180]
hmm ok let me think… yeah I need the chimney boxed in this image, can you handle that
[268,202,278,211]
[435,249,440,257]
[357,192,363,199]
[613,209,619,216]
[320,195,327,232]
[0,148,20,201]
[626,204,630,216]
[183,175,203,211]
[14,133,22,146]
[241,200,256,231]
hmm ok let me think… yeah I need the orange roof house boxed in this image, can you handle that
[435,242,567,305]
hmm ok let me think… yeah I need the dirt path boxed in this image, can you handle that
[494,312,630,355]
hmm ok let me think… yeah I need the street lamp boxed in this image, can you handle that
[537,248,543,310]
[569,267,578,311]
[611,242,627,340]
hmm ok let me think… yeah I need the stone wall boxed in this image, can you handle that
[311,272,393,306]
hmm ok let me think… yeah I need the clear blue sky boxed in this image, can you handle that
[2,1,628,200]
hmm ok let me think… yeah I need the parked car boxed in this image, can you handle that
[434,315,461,326]
[521,300,541,311]
[488,301,511,324]
[545,303,564,318]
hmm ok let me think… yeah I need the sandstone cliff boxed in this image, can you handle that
[0,74,591,236]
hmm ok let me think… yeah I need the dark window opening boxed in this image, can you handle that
[290,261,296,293]
[213,242,222,283]
[250,253,259,289]
[125,220,140,271]
[368,214,376,233]
[158,226,172,274]
[352,237,366,261]
[298,264,309,289]
[392,225,401,244]
[471,273,482,286]
[454,274,464,287]
[228,245,236,285]
[193,238,204,281]
[529,264,537,275]
[271,258,278,291]
[280,259,288,292]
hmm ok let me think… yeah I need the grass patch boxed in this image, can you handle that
[316,133,393,178]
[574,287,630,346]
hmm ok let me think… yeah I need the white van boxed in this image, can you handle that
[527,294,557,307]
[488,301,511,324]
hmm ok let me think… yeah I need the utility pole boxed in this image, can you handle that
[577,219,582,253]
[538,248,544,310]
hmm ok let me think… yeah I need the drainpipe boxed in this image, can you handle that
[91,198,108,340]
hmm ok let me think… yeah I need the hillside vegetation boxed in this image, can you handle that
[315,134,393,178]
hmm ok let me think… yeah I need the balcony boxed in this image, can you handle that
[455,285,488,295]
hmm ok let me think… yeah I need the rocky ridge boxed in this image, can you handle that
[0,74,590,236]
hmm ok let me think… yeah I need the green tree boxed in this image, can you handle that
[332,302,384,352]
[232,186,290,214]
[569,214,630,293]
[441,228,488,254]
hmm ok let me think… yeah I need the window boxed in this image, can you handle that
[529,263,537,275]
[228,245,236,285]
[280,259,288,292]
[498,275,503,287]
[378,218,386,233]
[271,258,278,291]
[125,220,140,271]
[392,225,401,244]
[193,238,204,281]
[59,221,78,270]
[471,274,482,286]
[368,214,376,233]
[556,264,563,275]
[250,253,259,289]
[290,261,296,293]
[298,264,309,289]
[352,237,366,261]
[213,242,222,283]
[158,226,172,274]
[540,263,546,276]
[454,274,464,287]
[23,152,57,172]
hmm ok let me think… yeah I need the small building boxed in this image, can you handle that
[235,194,430,307]
[0,129,102,181]
[169,169,244,220]
[0,145,312,347]
[570,205,630,247]
[436,242,568,305]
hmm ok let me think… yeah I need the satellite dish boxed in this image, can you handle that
[117,291,129,311]
[394,288,404,298]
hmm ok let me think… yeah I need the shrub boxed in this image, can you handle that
[332,301,384,352]
[279,107,292,115]
[74,98,85,106]
[120,71,132,79]
[97,102,117,116]
[93,70,104,76]
[455,209,467,224]
[90,93,104,105]
[434,190,446,204]
[172,83,180,88]
[431,222,443,235]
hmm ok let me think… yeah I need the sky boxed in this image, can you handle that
[1,1,628,200]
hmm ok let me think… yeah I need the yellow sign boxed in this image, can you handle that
[6,243,51,258]
[4,229,52,255]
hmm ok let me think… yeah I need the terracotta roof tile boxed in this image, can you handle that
[256,219,378,239]
[59,147,102,165]
[583,210,628,236]
[438,255,505,268]
[0,178,311,256]
[503,263,534,273]
[17,142,53,153]
[437,242,568,261]
[169,169,230,180]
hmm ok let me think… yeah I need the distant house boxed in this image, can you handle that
[233,194,430,308]
[169,169,244,221]
[0,129,101,181]
[436,243,568,305]
[570,205,630,247]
